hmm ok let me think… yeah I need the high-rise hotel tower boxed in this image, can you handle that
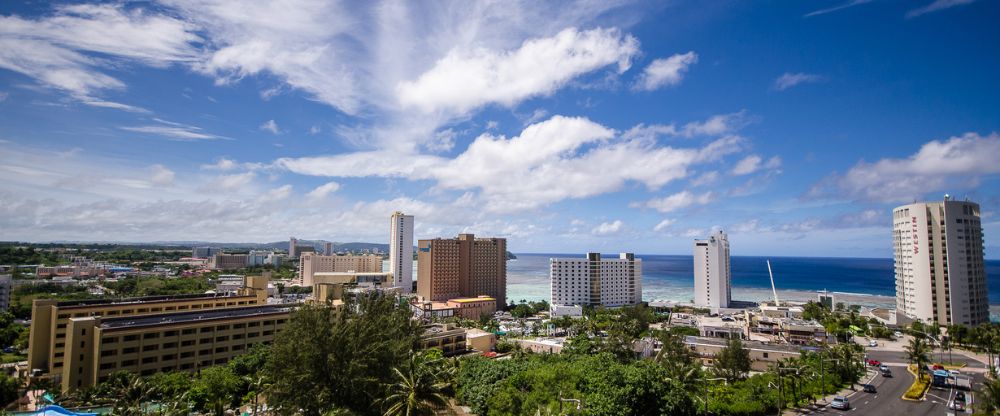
[694,231,731,309]
[550,253,642,308]
[893,196,989,326]
[389,212,414,293]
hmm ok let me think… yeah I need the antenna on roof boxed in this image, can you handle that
[767,259,780,307]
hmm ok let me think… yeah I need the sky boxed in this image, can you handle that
[1,0,999,258]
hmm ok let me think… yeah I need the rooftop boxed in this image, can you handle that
[56,293,254,309]
[98,304,294,329]
[448,297,495,303]
[683,336,805,354]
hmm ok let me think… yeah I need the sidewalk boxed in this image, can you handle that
[781,370,877,416]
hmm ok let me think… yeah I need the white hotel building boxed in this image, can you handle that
[694,231,731,309]
[550,253,642,308]
[893,196,989,326]
[389,211,414,293]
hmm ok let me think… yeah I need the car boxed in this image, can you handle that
[879,364,889,372]
[949,369,961,376]
[955,392,966,403]
[863,384,877,393]
[881,369,892,377]
[830,396,850,410]
[867,359,881,366]
[950,399,966,411]
[933,364,945,370]
[868,340,878,347]
[894,331,903,338]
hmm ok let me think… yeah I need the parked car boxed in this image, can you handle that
[881,368,893,377]
[868,340,878,347]
[867,359,881,366]
[932,364,945,370]
[894,331,903,338]
[863,384,877,393]
[948,369,961,377]
[830,396,850,410]
[949,395,966,412]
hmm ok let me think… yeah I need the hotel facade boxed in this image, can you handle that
[892,196,990,326]
[416,234,506,303]
[389,212,414,293]
[296,252,383,286]
[549,252,642,308]
[693,231,732,309]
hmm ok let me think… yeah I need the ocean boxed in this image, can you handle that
[505,253,1000,322]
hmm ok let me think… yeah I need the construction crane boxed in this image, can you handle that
[767,259,780,307]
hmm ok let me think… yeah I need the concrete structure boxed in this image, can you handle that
[417,234,507,303]
[549,252,642,308]
[466,329,496,352]
[28,286,271,390]
[191,247,220,259]
[246,251,281,267]
[296,253,382,286]
[312,271,391,287]
[419,323,467,357]
[550,304,583,318]
[324,242,333,256]
[683,336,802,372]
[411,301,456,320]
[61,304,290,391]
[389,212,414,293]
[694,231,731,309]
[446,296,496,320]
[289,237,298,258]
[0,275,10,312]
[817,291,836,310]
[893,197,990,326]
[209,254,248,270]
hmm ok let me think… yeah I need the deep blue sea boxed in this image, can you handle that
[505,253,1000,322]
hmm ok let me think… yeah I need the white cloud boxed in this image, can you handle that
[0,4,199,102]
[259,119,280,134]
[813,132,1000,202]
[906,0,976,18]
[279,115,745,212]
[634,190,714,213]
[773,72,823,91]
[264,184,292,201]
[634,52,698,91]
[592,220,623,236]
[732,155,762,175]
[149,164,175,186]
[425,129,457,153]
[308,125,321,135]
[690,171,720,187]
[307,181,341,199]
[201,158,238,171]
[804,0,873,17]
[80,99,149,113]
[397,27,638,115]
[653,218,675,232]
[216,172,256,191]
[120,121,228,141]
[622,111,749,140]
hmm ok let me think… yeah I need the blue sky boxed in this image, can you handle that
[1,0,999,258]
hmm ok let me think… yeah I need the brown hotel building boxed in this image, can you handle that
[416,234,506,304]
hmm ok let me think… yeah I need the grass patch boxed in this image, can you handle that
[0,353,26,364]
[903,365,930,400]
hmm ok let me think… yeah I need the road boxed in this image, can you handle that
[794,349,985,415]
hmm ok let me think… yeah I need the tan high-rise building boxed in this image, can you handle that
[417,234,506,304]
[296,252,383,286]
[893,196,989,326]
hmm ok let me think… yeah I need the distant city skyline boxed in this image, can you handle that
[1,1,999,259]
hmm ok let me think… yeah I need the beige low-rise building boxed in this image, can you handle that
[29,276,272,391]
[297,253,383,287]
[446,296,497,320]
[683,336,802,372]
[419,323,467,357]
[466,329,496,352]
[209,254,248,270]
[62,304,291,391]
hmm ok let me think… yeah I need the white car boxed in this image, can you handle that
[949,369,961,376]
[830,396,850,410]
[894,331,903,338]
[868,340,878,347]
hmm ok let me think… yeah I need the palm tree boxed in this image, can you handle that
[244,375,269,416]
[905,337,931,380]
[380,352,450,416]
[976,377,1000,415]
[110,373,156,416]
